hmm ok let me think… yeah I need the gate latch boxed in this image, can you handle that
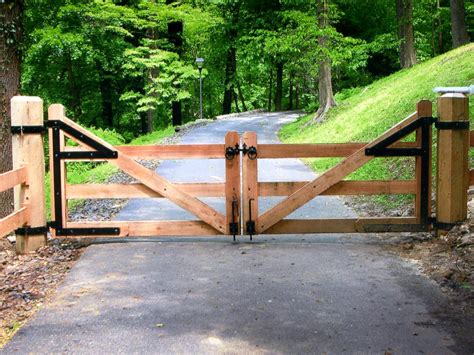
[230,199,239,241]
[225,144,257,160]
[246,198,256,241]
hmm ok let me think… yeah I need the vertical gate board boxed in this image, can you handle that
[242,132,258,234]
[414,100,432,222]
[112,152,227,234]
[257,111,419,233]
[225,131,241,235]
[48,104,69,233]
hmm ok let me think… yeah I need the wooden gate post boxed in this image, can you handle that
[11,96,47,253]
[436,93,470,234]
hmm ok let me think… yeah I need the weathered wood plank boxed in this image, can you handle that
[242,132,258,235]
[264,217,418,234]
[66,183,225,199]
[64,221,220,237]
[225,131,241,234]
[414,100,433,222]
[259,180,417,196]
[12,97,47,253]
[0,166,27,193]
[436,94,470,233]
[0,207,29,238]
[115,145,225,159]
[257,111,419,233]
[258,141,418,158]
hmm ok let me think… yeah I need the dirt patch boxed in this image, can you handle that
[0,238,84,348]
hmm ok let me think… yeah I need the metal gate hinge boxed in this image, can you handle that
[11,125,47,134]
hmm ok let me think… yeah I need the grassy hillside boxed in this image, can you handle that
[280,44,474,205]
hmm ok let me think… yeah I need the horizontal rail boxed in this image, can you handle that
[259,180,417,196]
[264,217,421,234]
[0,166,27,193]
[0,207,29,238]
[64,218,422,237]
[66,183,225,199]
[63,221,221,237]
[63,144,225,160]
[258,142,418,158]
[63,142,420,161]
[66,180,416,199]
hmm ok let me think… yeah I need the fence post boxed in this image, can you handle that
[436,93,470,234]
[11,96,47,253]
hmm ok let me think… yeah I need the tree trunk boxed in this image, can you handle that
[295,82,300,110]
[274,62,283,112]
[450,0,470,48]
[310,0,336,123]
[396,0,417,68]
[167,0,183,125]
[0,1,22,218]
[98,70,114,128]
[222,2,240,115]
[237,81,247,112]
[288,72,294,110]
[233,91,240,113]
[66,55,83,120]
[268,66,273,111]
[223,46,236,114]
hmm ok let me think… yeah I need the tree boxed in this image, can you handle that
[312,0,336,122]
[396,0,417,68]
[0,0,23,218]
[450,0,470,47]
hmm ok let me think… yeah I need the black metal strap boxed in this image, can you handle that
[431,219,462,230]
[434,121,469,130]
[55,228,121,237]
[15,225,49,236]
[11,125,47,134]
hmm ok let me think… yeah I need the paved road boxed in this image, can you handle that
[4,112,473,354]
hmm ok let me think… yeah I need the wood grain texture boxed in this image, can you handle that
[64,221,220,237]
[264,217,418,234]
[66,183,225,199]
[225,131,241,234]
[242,132,258,234]
[258,142,418,158]
[0,207,29,238]
[436,94,470,230]
[0,166,27,193]
[414,100,433,222]
[11,97,47,253]
[259,180,417,196]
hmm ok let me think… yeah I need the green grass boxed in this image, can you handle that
[45,125,176,218]
[279,44,474,208]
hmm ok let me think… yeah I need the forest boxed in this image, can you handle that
[1,0,473,142]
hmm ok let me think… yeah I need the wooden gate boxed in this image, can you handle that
[47,104,241,238]
[1,94,470,252]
